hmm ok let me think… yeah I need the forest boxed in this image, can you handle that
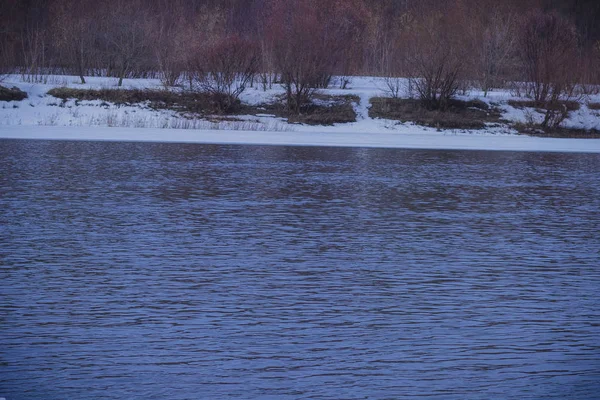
[1,0,600,131]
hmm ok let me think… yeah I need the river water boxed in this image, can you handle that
[1,140,599,399]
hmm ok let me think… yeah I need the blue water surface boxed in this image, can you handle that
[1,140,600,399]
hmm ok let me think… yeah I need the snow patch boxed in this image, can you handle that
[2,74,600,153]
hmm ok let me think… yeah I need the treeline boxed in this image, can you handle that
[1,0,599,110]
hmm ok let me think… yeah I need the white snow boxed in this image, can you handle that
[1,74,600,153]
[2,125,600,153]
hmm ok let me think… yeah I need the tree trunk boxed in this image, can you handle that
[118,64,127,87]
[78,62,86,84]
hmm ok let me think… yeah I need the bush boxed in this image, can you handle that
[190,35,258,113]
[406,11,467,111]
[518,11,579,129]
[268,0,335,114]
[0,85,27,101]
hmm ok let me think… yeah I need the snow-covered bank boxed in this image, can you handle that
[2,126,600,153]
[2,74,600,153]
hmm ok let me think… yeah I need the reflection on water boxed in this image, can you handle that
[1,140,600,400]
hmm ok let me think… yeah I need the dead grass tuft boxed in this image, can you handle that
[514,124,600,138]
[257,94,357,125]
[0,85,28,101]
[369,97,501,130]
[508,99,580,112]
[47,87,214,114]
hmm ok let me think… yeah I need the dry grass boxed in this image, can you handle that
[290,96,357,125]
[514,124,600,138]
[46,88,357,126]
[33,110,292,131]
[257,94,358,125]
[0,85,28,101]
[508,99,581,112]
[369,97,502,130]
[47,87,215,114]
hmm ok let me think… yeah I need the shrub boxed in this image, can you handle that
[518,11,579,129]
[518,11,578,103]
[267,0,347,113]
[191,35,258,113]
[383,77,405,99]
[406,10,467,111]
[474,7,518,96]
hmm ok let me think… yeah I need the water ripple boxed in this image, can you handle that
[1,140,600,399]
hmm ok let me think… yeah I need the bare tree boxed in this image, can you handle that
[20,5,49,83]
[267,0,350,113]
[518,11,579,128]
[101,0,152,86]
[0,1,19,82]
[50,0,96,84]
[0,0,597,94]
[191,35,258,112]
[477,7,518,95]
[577,44,600,95]
[364,1,412,77]
[406,7,467,110]
[325,0,370,89]
[153,15,187,86]
[519,11,578,103]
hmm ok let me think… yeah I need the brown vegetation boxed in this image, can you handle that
[47,87,214,114]
[588,103,600,111]
[284,94,358,125]
[190,35,259,113]
[508,100,580,112]
[0,86,28,101]
[46,87,357,125]
[1,1,598,90]
[370,97,502,130]
[405,5,468,110]
[514,124,600,138]
[517,11,580,129]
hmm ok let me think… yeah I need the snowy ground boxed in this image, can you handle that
[1,74,600,152]
[3,125,600,153]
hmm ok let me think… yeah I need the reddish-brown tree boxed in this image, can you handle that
[518,11,579,127]
[405,2,470,110]
[266,0,325,112]
[99,0,152,86]
[50,0,97,84]
[191,35,259,112]
[0,0,597,92]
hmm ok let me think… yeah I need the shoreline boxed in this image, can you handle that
[2,126,600,153]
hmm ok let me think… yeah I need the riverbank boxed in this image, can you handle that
[2,74,600,152]
[3,125,600,153]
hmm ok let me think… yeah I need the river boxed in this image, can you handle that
[1,140,599,399]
